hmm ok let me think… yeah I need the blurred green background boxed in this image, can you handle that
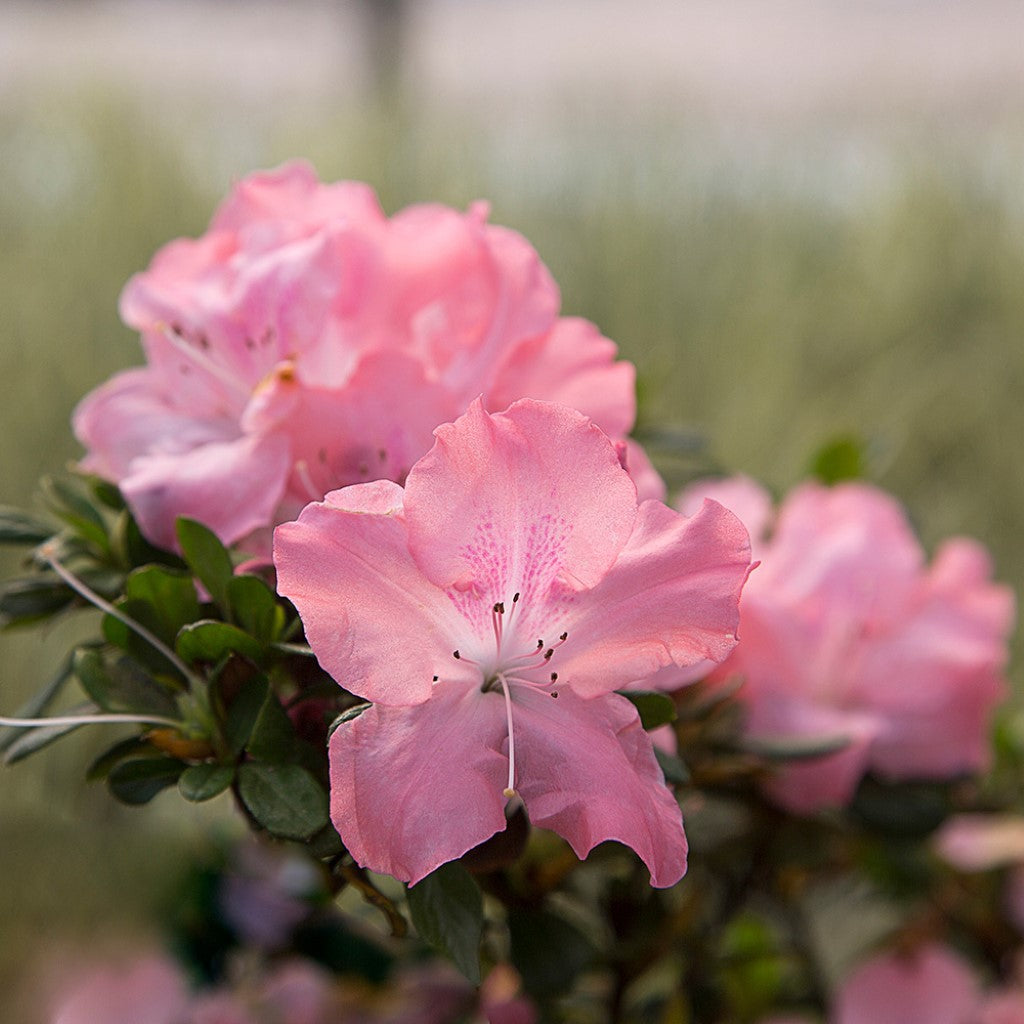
[2,0,1023,1008]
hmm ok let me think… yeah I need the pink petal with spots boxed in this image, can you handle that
[329,683,510,885]
[512,687,687,887]
[274,487,471,707]
[556,498,752,698]
[404,399,639,598]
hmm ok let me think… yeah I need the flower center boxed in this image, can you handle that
[448,592,569,800]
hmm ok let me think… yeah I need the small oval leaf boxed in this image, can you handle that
[407,863,483,985]
[108,756,186,805]
[178,763,235,802]
[237,761,329,840]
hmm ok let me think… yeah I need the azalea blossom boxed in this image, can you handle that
[833,944,980,1024]
[73,161,655,552]
[274,400,752,886]
[677,478,1014,813]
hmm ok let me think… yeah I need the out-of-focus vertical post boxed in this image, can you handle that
[356,0,409,103]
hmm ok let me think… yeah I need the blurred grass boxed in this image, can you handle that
[1,90,1022,1000]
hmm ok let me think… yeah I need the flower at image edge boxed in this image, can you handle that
[678,476,1015,813]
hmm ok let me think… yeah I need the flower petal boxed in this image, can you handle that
[833,944,979,1024]
[557,498,752,697]
[122,432,291,552]
[404,399,639,601]
[273,490,472,707]
[486,318,636,439]
[328,683,509,885]
[512,687,687,887]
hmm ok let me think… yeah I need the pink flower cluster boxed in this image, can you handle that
[47,953,531,1024]
[74,162,656,552]
[679,477,1014,813]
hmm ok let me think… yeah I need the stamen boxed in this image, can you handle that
[496,672,517,799]
[43,545,198,687]
[160,324,250,400]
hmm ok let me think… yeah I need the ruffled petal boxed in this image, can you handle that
[512,688,687,887]
[122,431,291,552]
[73,367,238,481]
[486,318,636,439]
[556,498,752,697]
[329,683,509,885]
[273,489,473,707]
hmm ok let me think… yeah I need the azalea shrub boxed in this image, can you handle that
[1,164,1020,1023]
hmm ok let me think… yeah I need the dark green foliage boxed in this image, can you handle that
[236,762,329,841]
[406,863,484,985]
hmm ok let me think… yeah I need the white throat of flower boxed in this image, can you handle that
[447,592,569,800]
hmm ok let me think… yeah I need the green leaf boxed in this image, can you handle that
[176,517,234,609]
[809,435,867,485]
[407,863,483,985]
[851,777,951,839]
[617,690,678,730]
[227,574,285,641]
[176,620,263,666]
[88,478,126,511]
[124,566,201,642]
[655,746,690,785]
[0,576,74,626]
[223,675,271,755]
[508,907,595,997]
[741,733,851,762]
[327,702,371,738]
[86,736,152,781]
[236,761,329,840]
[178,763,234,802]
[74,648,179,717]
[2,701,99,765]
[112,511,180,571]
[305,822,346,860]
[41,476,109,551]
[0,506,53,545]
[0,656,75,754]
[245,684,300,764]
[108,756,186,805]
[103,597,187,681]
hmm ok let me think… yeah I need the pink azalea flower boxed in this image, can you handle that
[74,161,649,551]
[677,477,1014,813]
[49,954,191,1024]
[833,943,980,1024]
[274,400,752,886]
